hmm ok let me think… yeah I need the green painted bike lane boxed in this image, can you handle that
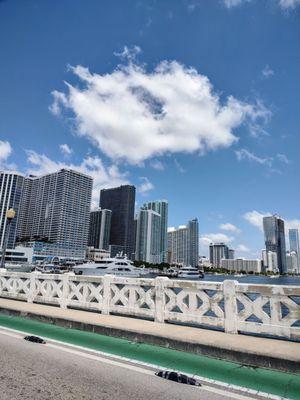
[0,313,299,399]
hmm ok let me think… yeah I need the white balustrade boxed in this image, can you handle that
[0,271,299,339]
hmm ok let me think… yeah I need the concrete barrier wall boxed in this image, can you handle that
[0,271,299,339]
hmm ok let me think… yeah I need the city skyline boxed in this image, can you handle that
[1,1,300,258]
[1,166,299,260]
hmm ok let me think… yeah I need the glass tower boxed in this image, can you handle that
[263,215,287,274]
[143,200,168,263]
[188,218,199,267]
[209,243,229,268]
[135,209,161,264]
[289,229,300,273]
[88,208,112,250]
[99,185,136,259]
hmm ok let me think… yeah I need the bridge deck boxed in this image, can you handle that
[0,297,299,374]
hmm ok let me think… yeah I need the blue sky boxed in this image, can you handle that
[0,0,299,257]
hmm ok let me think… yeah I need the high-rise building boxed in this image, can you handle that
[17,169,92,259]
[209,243,229,268]
[289,229,300,273]
[262,249,278,273]
[168,226,188,266]
[99,185,135,259]
[135,209,161,264]
[289,229,299,254]
[88,208,112,250]
[143,200,168,263]
[286,251,298,274]
[0,172,24,249]
[187,218,199,267]
[263,215,287,274]
[228,249,235,259]
[167,218,199,267]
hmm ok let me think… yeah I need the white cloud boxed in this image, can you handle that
[150,159,165,171]
[174,159,185,173]
[200,232,234,245]
[262,65,274,79]
[243,210,272,231]
[26,150,129,207]
[59,143,73,156]
[235,148,273,167]
[236,244,250,252]
[277,153,290,164]
[223,0,246,7]
[219,222,241,233]
[0,140,18,171]
[199,232,235,256]
[279,0,300,9]
[283,219,300,233]
[137,176,154,195]
[0,140,12,163]
[223,0,300,9]
[50,52,270,165]
[113,45,141,62]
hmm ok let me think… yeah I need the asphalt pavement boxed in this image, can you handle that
[0,331,250,400]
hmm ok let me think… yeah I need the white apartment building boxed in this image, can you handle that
[221,258,262,273]
[135,209,161,264]
[262,250,279,273]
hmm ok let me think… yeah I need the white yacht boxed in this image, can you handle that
[177,266,204,279]
[72,254,144,277]
[5,263,33,273]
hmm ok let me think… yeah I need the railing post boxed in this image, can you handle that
[60,274,69,309]
[223,280,238,334]
[102,274,113,315]
[27,273,36,303]
[154,277,168,323]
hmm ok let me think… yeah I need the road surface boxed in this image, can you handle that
[0,329,255,400]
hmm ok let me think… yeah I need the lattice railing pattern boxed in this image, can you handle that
[110,278,156,318]
[0,273,31,300]
[163,281,224,328]
[0,271,299,339]
[236,285,300,338]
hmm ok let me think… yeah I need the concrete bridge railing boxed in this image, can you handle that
[0,271,299,340]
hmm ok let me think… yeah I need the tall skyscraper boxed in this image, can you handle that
[168,226,188,266]
[209,243,229,268]
[88,208,112,250]
[143,200,168,263]
[167,218,199,267]
[289,229,300,273]
[188,218,199,267]
[0,172,24,249]
[263,215,287,274]
[135,209,161,264]
[99,185,135,259]
[17,169,92,258]
[289,229,300,254]
[286,251,298,274]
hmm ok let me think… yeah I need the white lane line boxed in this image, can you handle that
[0,326,284,400]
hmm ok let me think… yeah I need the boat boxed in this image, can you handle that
[34,264,64,274]
[158,268,178,278]
[177,266,204,279]
[5,263,33,273]
[72,254,144,277]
